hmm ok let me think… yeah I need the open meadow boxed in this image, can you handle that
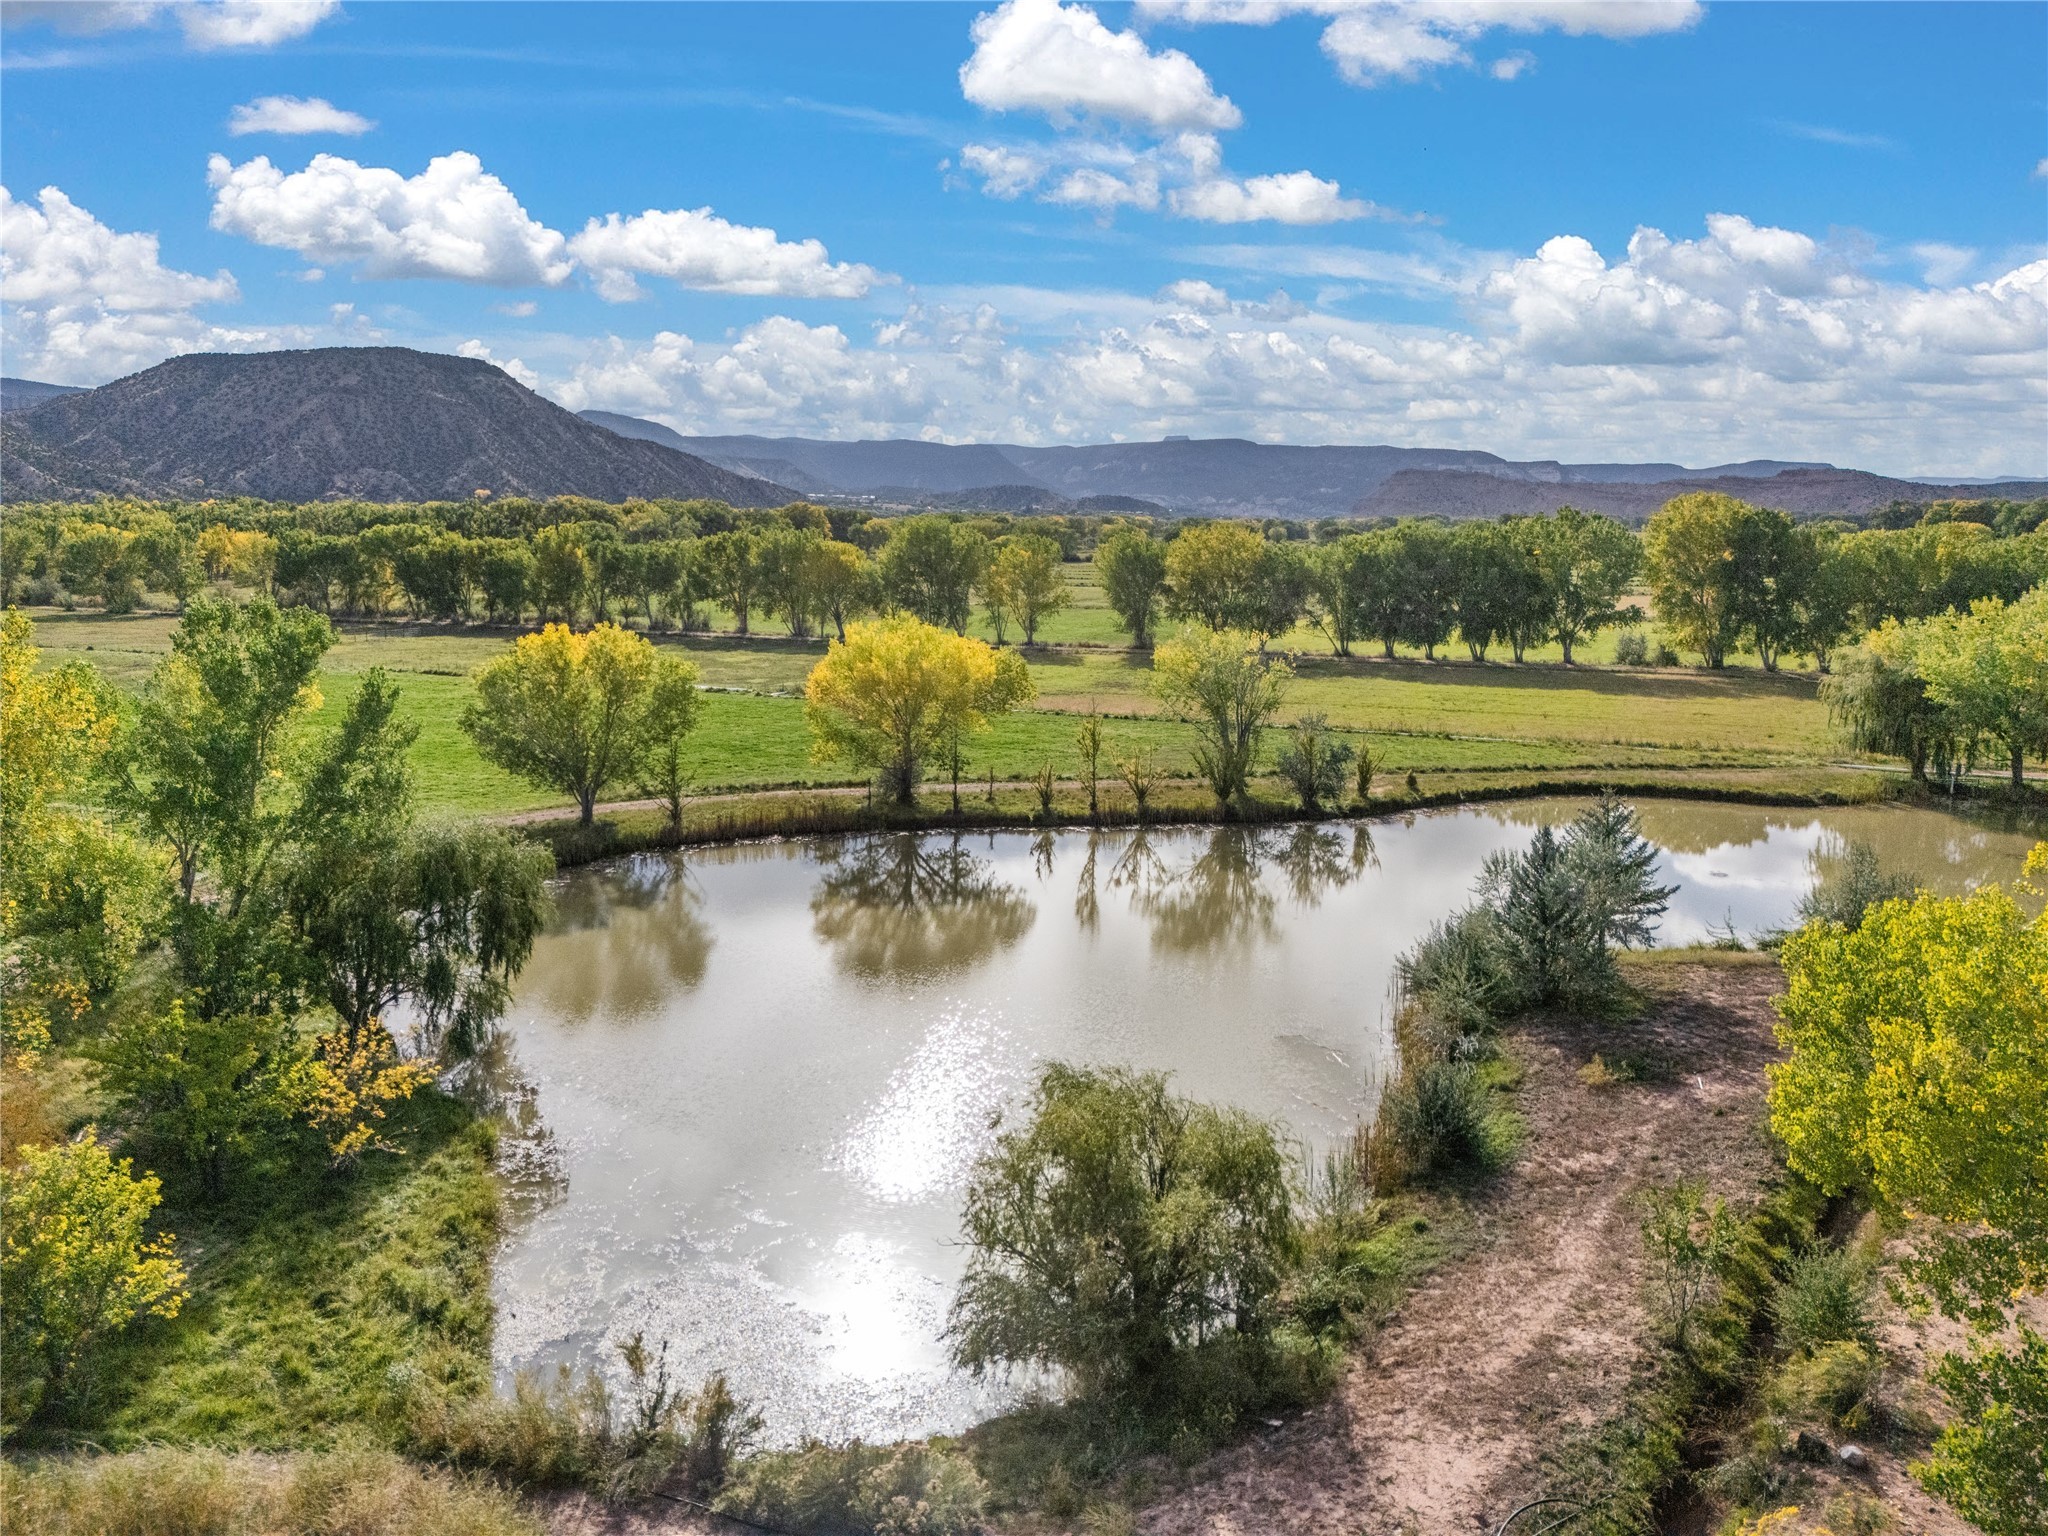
[25,575,1850,823]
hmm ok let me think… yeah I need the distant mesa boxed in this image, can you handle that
[0,377,85,415]
[4,349,2037,514]
[0,349,793,505]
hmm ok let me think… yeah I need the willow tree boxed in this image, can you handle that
[803,615,1032,804]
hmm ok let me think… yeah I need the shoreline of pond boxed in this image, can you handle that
[513,765,2046,872]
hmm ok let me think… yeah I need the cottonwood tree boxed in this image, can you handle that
[1532,506,1640,664]
[1644,492,1755,667]
[880,516,989,634]
[803,615,1032,804]
[1771,853,2048,1535]
[1152,627,1292,810]
[1093,527,1168,648]
[463,622,705,825]
[1907,590,2048,790]
[984,535,1069,645]
[1163,521,1268,632]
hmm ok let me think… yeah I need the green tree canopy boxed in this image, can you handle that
[1152,627,1292,809]
[947,1063,1298,1403]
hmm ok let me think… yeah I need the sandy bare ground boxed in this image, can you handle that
[1139,959,1791,1536]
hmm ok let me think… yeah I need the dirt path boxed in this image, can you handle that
[1139,959,1790,1536]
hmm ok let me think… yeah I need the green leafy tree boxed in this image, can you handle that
[1644,492,1753,667]
[56,521,143,612]
[109,595,335,906]
[880,517,989,634]
[1908,591,2048,789]
[462,622,703,825]
[1821,629,1960,782]
[948,1063,1298,1403]
[1531,506,1640,665]
[1305,534,1378,657]
[530,523,590,622]
[1918,1329,2048,1536]
[1449,520,1529,661]
[803,616,1031,804]
[1392,520,1460,660]
[635,657,707,837]
[0,1130,186,1423]
[984,535,1069,645]
[1152,628,1292,809]
[280,817,552,1057]
[1163,521,1268,632]
[805,538,873,643]
[93,1000,307,1196]
[755,526,824,638]
[476,537,535,623]
[1094,528,1169,649]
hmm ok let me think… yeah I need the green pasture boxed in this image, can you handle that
[28,602,1835,819]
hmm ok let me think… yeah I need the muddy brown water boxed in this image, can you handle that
[474,799,2039,1444]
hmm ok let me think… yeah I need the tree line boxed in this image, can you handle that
[5,492,2042,674]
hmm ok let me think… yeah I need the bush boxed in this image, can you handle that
[1396,907,1512,1036]
[1272,713,1354,813]
[1767,1339,1881,1428]
[407,1339,759,1501]
[1916,1325,2048,1536]
[947,1064,1299,1406]
[715,1441,988,1536]
[1769,1247,1875,1356]
[1378,1058,1511,1180]
[1612,629,1649,666]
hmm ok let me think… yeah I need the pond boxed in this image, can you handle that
[476,799,2040,1445]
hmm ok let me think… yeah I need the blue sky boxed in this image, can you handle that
[3,1,2045,474]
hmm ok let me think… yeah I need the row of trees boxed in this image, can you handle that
[0,601,554,1423]
[9,495,2041,674]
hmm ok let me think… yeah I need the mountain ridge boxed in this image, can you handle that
[0,351,793,505]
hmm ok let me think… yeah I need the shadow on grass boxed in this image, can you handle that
[43,1090,499,1452]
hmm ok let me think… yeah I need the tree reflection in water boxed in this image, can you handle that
[525,853,716,1024]
[444,1030,568,1221]
[1106,823,1376,953]
[810,833,1037,978]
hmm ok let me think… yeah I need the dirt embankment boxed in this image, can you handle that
[1141,959,1792,1536]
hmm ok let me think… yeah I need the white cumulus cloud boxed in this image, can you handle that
[457,337,539,390]
[527,211,2047,478]
[567,207,881,302]
[1141,0,1701,86]
[206,150,575,286]
[1,0,340,49]
[961,0,1241,130]
[0,182,344,383]
[180,0,338,48]
[228,94,375,136]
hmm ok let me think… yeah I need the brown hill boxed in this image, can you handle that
[0,348,792,505]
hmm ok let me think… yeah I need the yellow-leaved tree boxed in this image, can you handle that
[0,1129,186,1423]
[804,615,1032,805]
[461,622,702,827]
[1769,845,2048,1536]
[0,609,157,1067]
[1152,627,1293,810]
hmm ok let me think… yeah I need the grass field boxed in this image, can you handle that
[26,594,1841,819]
